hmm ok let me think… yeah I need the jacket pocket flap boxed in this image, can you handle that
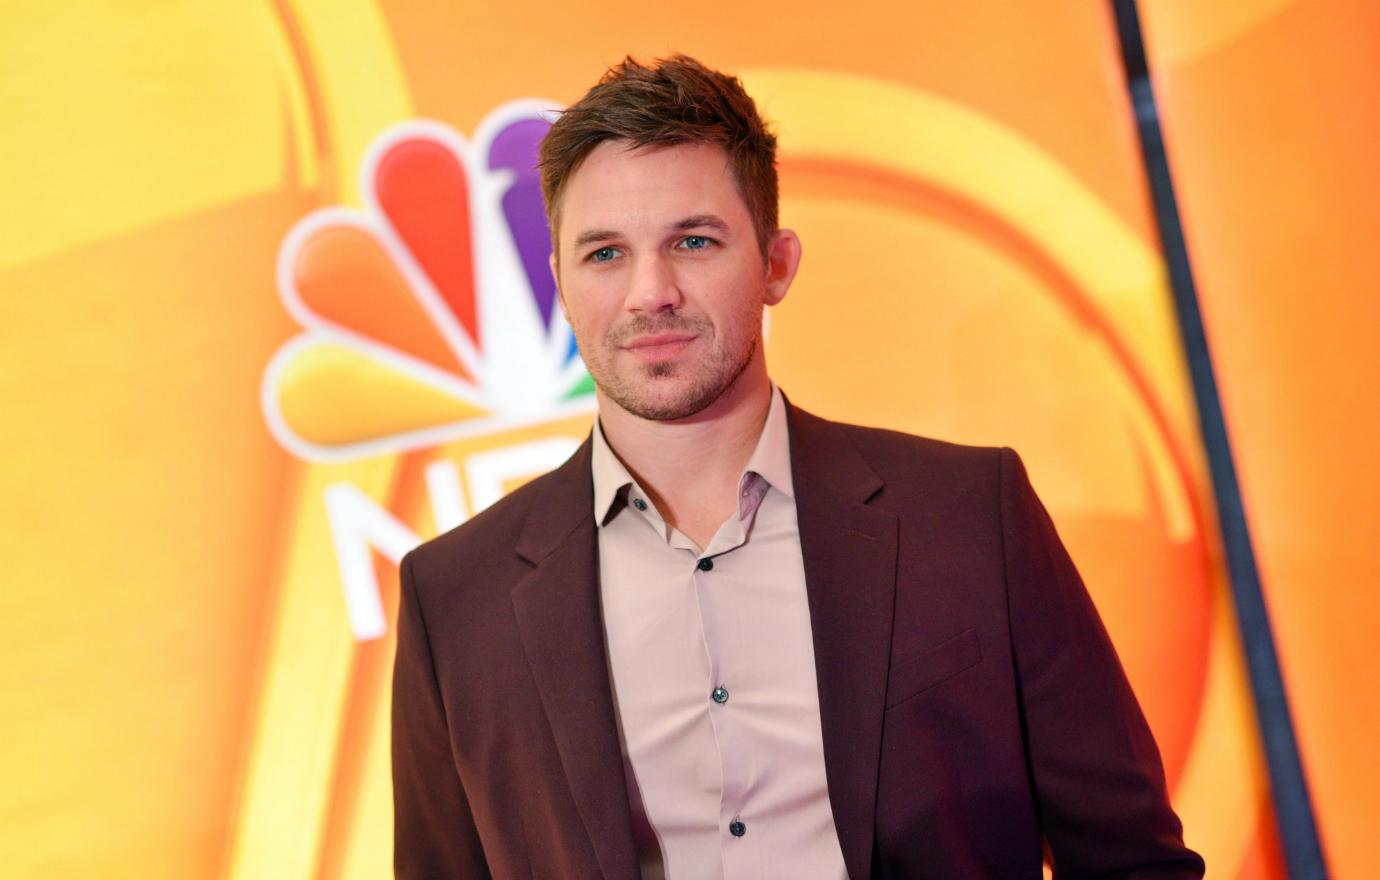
[885,627,982,709]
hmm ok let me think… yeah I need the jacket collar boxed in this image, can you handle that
[510,434,640,878]
[785,402,897,880]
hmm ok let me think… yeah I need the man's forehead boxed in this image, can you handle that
[558,140,746,234]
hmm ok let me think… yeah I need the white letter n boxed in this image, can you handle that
[323,483,422,641]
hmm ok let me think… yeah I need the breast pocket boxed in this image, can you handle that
[884,627,982,709]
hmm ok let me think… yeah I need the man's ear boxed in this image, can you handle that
[549,251,565,314]
[763,228,802,307]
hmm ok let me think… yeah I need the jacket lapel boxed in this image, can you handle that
[788,403,898,880]
[509,439,639,880]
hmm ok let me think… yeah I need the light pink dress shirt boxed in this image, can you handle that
[591,387,849,880]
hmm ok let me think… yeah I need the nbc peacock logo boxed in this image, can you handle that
[263,102,594,464]
[261,103,597,640]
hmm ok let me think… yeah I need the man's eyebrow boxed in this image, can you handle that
[570,215,731,251]
[572,228,620,249]
[672,214,730,233]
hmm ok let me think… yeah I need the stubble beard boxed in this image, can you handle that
[584,311,761,422]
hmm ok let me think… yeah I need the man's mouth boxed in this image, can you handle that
[622,332,698,362]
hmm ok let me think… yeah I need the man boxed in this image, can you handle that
[392,55,1204,879]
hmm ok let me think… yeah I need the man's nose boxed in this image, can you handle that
[624,253,683,313]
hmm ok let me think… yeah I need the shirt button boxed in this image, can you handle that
[729,819,747,837]
[632,498,647,511]
[712,686,729,704]
[697,557,714,572]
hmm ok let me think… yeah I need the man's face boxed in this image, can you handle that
[551,140,796,421]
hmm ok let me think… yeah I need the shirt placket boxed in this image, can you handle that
[617,483,722,873]
[691,473,770,877]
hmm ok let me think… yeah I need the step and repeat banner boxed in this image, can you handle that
[5,1,1375,877]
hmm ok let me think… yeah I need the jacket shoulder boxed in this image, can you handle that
[809,411,1009,493]
[837,420,1001,465]
[403,448,585,587]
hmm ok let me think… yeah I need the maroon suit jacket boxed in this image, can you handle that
[392,403,1204,878]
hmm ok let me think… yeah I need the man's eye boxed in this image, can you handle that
[590,247,618,262]
[680,235,711,250]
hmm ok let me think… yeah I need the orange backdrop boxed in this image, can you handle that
[1139,3,1380,877]
[2,1,1371,877]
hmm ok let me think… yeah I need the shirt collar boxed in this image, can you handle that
[742,384,795,501]
[590,384,795,528]
[590,419,635,527]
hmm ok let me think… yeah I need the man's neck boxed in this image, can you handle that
[596,368,774,548]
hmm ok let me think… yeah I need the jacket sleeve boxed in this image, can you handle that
[999,447,1205,879]
[392,550,493,879]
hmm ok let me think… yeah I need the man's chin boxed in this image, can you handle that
[595,340,757,423]
[602,378,722,423]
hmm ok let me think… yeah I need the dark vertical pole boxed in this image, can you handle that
[1107,2,1328,877]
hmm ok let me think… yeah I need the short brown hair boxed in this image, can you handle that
[539,54,779,255]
